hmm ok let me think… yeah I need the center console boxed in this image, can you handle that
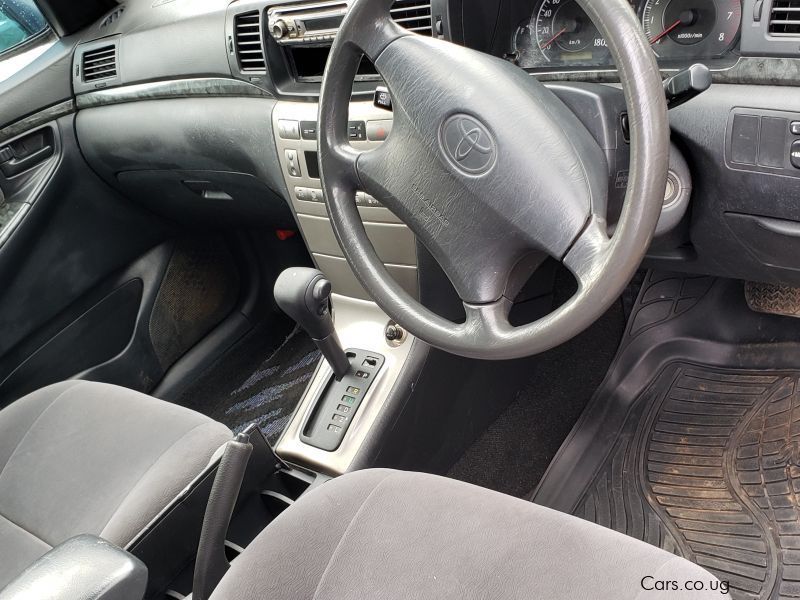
[220,0,456,476]
[271,100,425,476]
[272,101,419,301]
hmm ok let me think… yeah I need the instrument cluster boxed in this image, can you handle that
[511,0,742,70]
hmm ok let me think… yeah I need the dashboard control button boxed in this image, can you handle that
[620,113,630,144]
[348,121,367,141]
[791,140,800,169]
[295,187,309,201]
[373,86,392,111]
[296,187,324,203]
[356,192,382,207]
[366,119,393,141]
[277,120,300,140]
[791,121,800,136]
[730,114,759,166]
[272,20,288,39]
[300,121,318,140]
[754,0,765,22]
[285,149,301,178]
[758,117,787,169]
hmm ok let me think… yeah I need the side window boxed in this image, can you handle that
[0,0,47,56]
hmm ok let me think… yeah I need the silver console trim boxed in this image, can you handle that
[273,100,421,475]
[272,100,419,301]
[275,294,416,476]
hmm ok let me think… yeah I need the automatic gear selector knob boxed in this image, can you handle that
[274,268,350,380]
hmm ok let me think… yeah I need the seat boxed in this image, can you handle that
[211,469,729,600]
[0,380,231,588]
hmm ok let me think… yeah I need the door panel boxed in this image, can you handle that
[0,279,143,400]
[0,110,177,405]
[0,115,171,354]
[0,123,58,247]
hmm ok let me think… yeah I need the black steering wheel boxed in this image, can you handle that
[318,0,669,360]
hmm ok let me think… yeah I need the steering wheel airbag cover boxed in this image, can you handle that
[354,36,609,305]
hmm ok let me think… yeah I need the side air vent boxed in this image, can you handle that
[391,0,433,36]
[100,5,125,28]
[82,44,118,82]
[234,10,266,72]
[770,0,800,35]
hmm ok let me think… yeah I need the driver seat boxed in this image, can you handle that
[210,469,729,599]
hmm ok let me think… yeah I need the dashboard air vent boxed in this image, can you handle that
[770,0,800,35]
[100,5,125,28]
[234,10,266,72]
[82,45,118,82]
[391,0,432,36]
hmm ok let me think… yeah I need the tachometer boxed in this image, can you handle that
[641,0,741,60]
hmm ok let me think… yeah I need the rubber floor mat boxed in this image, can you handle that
[533,273,800,600]
[578,363,800,598]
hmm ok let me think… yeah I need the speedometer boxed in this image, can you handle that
[641,0,741,60]
[532,0,610,65]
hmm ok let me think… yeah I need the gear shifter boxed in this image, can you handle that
[274,268,350,380]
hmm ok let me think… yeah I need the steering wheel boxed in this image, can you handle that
[318,0,669,361]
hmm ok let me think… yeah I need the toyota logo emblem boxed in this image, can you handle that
[440,115,497,176]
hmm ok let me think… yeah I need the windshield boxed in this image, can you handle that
[0,0,48,55]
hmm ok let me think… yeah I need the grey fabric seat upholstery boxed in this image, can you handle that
[0,380,232,589]
[211,469,730,600]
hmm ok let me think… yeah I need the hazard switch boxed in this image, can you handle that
[366,119,393,142]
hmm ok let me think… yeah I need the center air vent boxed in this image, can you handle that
[391,0,433,36]
[234,11,266,72]
[82,45,118,82]
[770,0,800,35]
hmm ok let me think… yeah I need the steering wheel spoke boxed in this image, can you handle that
[562,217,613,294]
[463,298,514,338]
[342,0,409,64]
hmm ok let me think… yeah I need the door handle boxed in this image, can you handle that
[0,144,54,178]
[182,180,234,201]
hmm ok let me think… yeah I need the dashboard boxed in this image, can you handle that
[13,0,800,300]
[509,0,742,71]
